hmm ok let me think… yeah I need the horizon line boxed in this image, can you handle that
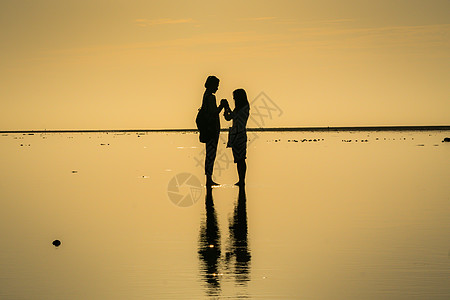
[1,125,450,134]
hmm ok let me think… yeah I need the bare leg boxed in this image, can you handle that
[205,137,220,186]
[235,160,246,186]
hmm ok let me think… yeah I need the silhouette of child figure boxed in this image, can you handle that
[224,89,250,186]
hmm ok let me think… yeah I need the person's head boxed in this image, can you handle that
[233,88,249,110]
[204,76,220,93]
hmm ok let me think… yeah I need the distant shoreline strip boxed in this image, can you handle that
[1,126,449,134]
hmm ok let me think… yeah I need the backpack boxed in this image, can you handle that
[196,106,212,143]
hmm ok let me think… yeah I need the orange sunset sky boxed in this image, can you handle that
[1,0,449,130]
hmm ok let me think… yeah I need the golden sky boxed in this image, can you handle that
[1,0,449,130]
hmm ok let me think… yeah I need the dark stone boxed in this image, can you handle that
[443,137,450,142]
[52,240,61,247]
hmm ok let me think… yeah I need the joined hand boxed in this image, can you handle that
[220,99,229,108]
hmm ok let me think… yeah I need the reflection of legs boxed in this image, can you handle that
[205,137,219,186]
[198,186,221,293]
[236,160,246,186]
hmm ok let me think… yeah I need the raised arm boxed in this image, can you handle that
[224,106,233,121]
[204,94,225,116]
[217,99,227,114]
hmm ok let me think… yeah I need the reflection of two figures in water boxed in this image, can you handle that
[198,186,251,297]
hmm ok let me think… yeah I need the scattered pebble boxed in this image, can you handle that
[52,240,61,247]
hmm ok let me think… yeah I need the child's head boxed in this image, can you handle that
[233,89,249,109]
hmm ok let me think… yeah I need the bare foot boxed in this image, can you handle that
[207,180,220,187]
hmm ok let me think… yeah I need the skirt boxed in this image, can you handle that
[230,131,247,163]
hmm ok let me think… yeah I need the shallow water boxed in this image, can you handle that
[0,130,449,299]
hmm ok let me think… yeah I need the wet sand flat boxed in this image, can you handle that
[0,130,449,299]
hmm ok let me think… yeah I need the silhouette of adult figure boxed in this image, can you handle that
[224,89,250,186]
[226,185,251,285]
[198,186,221,296]
[202,76,228,186]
